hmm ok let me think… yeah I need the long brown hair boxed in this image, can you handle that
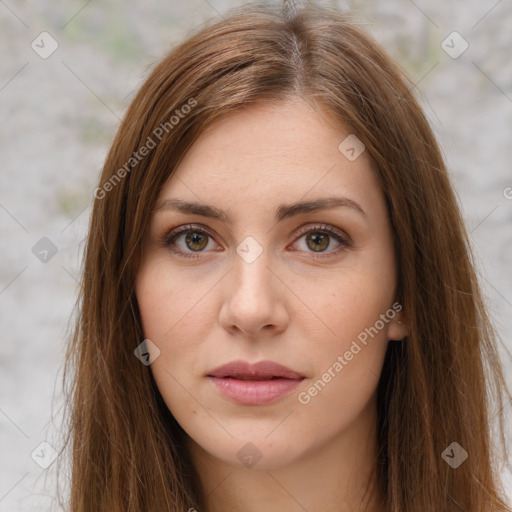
[58,1,512,510]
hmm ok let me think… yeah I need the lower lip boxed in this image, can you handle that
[207,376,304,405]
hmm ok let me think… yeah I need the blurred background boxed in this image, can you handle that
[0,0,511,510]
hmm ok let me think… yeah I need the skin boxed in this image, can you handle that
[135,97,409,512]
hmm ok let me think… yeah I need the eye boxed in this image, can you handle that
[162,223,351,260]
[290,223,350,259]
[163,224,219,259]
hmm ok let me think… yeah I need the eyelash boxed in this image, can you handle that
[161,223,351,260]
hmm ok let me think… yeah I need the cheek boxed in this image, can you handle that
[136,258,213,341]
[293,282,392,431]
[296,256,396,348]
[135,262,212,420]
[135,259,219,396]
[291,254,396,401]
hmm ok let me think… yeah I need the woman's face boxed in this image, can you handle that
[135,98,407,471]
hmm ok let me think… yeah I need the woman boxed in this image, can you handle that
[59,1,512,510]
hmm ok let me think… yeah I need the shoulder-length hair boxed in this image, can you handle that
[59,1,512,510]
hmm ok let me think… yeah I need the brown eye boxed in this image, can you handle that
[183,231,209,252]
[163,223,350,261]
[291,224,351,259]
[305,232,330,252]
[164,225,218,259]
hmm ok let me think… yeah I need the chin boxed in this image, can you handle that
[196,434,304,471]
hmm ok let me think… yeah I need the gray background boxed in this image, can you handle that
[1,0,511,510]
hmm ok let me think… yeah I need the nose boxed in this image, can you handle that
[218,247,289,338]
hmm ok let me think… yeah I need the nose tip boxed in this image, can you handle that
[218,246,288,337]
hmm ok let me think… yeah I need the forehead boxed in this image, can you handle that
[157,99,382,220]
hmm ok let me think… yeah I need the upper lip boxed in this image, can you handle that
[207,360,305,380]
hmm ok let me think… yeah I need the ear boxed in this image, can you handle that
[386,303,409,341]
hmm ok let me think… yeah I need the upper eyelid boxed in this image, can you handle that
[165,223,215,242]
[294,223,349,239]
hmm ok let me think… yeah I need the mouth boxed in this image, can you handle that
[206,360,305,405]
[219,375,289,380]
[207,359,305,380]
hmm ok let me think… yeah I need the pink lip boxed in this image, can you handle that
[207,360,305,405]
[208,360,305,379]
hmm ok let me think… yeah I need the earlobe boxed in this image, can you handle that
[387,315,409,341]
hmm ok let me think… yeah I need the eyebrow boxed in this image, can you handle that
[154,196,367,222]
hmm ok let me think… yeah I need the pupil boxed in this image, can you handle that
[307,233,328,252]
[186,232,207,251]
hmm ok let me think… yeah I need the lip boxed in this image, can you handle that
[208,360,305,379]
[207,360,305,405]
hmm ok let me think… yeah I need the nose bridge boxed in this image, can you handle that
[232,236,272,303]
[219,234,287,336]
